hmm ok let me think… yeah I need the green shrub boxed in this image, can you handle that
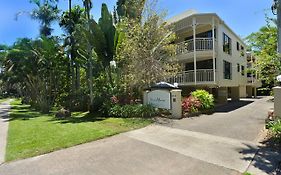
[267,119,281,141]
[191,90,214,110]
[109,104,156,118]
[182,96,202,113]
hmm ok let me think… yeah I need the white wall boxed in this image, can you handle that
[216,22,247,87]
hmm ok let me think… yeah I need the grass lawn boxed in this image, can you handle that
[5,99,152,162]
[0,98,10,103]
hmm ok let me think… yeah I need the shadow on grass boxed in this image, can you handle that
[4,105,48,121]
[238,137,281,174]
[48,112,107,124]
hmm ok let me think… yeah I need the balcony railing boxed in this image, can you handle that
[168,69,215,84]
[247,77,257,84]
[176,38,214,55]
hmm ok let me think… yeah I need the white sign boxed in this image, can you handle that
[147,90,171,109]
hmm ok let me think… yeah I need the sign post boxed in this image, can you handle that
[143,84,182,119]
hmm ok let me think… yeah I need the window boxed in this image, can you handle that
[237,42,240,51]
[241,65,245,76]
[237,63,240,72]
[240,45,245,56]
[223,33,232,55]
[224,60,232,79]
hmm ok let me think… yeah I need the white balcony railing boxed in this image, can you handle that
[168,69,214,84]
[176,38,214,55]
[247,77,257,84]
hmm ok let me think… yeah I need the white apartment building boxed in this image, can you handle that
[167,10,261,103]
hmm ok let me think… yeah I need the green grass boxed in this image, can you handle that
[5,99,152,162]
[0,98,10,103]
[243,172,253,175]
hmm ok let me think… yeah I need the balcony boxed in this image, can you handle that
[247,77,262,87]
[168,69,215,86]
[175,38,215,61]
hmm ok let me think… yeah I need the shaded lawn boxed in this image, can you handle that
[6,100,152,162]
[0,98,10,104]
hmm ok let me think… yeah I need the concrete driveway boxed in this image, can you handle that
[0,97,279,175]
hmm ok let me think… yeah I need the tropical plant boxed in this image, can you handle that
[17,0,60,37]
[115,0,179,93]
[116,0,146,20]
[191,90,214,110]
[60,5,85,93]
[267,119,281,142]
[245,17,280,90]
[182,96,202,113]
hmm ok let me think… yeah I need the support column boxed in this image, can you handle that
[231,87,240,101]
[193,18,197,85]
[246,86,253,98]
[253,87,257,98]
[212,17,216,83]
[143,90,149,105]
[171,89,182,119]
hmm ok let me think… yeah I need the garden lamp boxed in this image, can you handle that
[277,75,281,86]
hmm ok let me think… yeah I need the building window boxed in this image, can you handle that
[224,60,232,79]
[240,45,245,56]
[241,65,245,76]
[223,33,232,55]
[237,63,240,72]
[237,42,240,51]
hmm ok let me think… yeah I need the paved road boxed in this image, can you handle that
[0,99,12,164]
[0,97,279,175]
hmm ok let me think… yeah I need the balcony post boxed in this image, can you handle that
[193,18,197,84]
[212,17,216,83]
[251,53,254,84]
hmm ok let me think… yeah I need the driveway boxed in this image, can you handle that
[0,97,279,175]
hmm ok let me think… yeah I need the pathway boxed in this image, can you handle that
[0,99,12,164]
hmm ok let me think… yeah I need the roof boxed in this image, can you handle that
[166,10,246,45]
[166,9,198,25]
[150,82,179,89]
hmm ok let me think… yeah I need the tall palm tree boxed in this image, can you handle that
[82,0,94,108]
[60,4,84,95]
[30,0,60,37]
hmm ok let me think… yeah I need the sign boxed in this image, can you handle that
[147,90,171,109]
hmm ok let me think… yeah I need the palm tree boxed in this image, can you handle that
[82,0,94,109]
[30,0,60,37]
[60,5,84,95]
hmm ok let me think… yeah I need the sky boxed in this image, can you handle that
[0,0,274,45]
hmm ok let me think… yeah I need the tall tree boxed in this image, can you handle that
[82,0,94,108]
[116,0,146,20]
[60,5,85,93]
[115,0,179,91]
[246,18,280,89]
[29,0,60,37]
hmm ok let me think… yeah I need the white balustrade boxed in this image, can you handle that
[176,38,214,55]
[168,69,214,84]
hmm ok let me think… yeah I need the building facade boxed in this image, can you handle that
[167,10,261,103]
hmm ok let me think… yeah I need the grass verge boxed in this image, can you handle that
[5,99,152,162]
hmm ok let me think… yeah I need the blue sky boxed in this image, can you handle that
[0,0,273,45]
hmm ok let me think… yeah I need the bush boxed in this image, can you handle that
[109,104,156,118]
[191,90,214,110]
[267,119,281,142]
[182,96,202,113]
